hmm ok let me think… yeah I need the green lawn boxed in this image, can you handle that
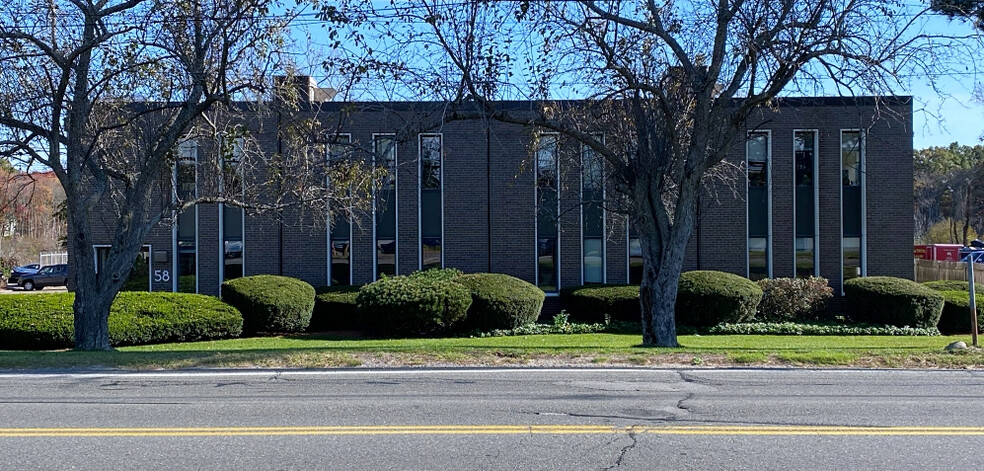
[0,333,981,370]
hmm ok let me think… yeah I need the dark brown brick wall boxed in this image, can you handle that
[79,98,913,310]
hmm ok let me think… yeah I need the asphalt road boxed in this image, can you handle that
[1,368,983,470]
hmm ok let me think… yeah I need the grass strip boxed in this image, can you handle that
[0,333,981,370]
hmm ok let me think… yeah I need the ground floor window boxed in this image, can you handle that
[537,237,558,291]
[843,237,862,281]
[222,205,243,281]
[422,237,442,271]
[795,237,815,278]
[94,245,151,291]
[628,237,643,284]
[583,238,604,284]
[748,237,768,281]
[330,216,351,285]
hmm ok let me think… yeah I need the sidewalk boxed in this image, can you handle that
[0,286,68,294]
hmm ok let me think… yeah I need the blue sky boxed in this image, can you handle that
[294,2,983,150]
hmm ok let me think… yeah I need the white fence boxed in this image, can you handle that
[39,251,68,266]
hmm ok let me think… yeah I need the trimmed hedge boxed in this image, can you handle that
[221,275,315,334]
[844,276,944,328]
[456,273,545,331]
[409,268,463,282]
[357,274,472,336]
[675,271,762,327]
[922,280,984,293]
[560,284,640,323]
[936,290,984,334]
[0,292,242,350]
[311,285,363,331]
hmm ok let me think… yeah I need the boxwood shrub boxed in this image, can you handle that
[922,280,984,293]
[560,284,640,323]
[311,285,363,331]
[935,290,984,334]
[844,276,944,328]
[676,271,762,327]
[0,292,242,350]
[221,275,315,335]
[456,273,544,331]
[357,274,471,336]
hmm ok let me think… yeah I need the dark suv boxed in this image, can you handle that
[18,264,68,291]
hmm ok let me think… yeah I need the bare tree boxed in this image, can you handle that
[322,0,976,346]
[0,0,378,350]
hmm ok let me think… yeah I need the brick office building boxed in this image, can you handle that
[78,90,913,303]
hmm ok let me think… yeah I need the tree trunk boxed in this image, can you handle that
[637,182,698,348]
[72,282,114,351]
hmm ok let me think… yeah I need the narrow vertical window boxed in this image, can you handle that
[175,140,197,293]
[628,229,642,285]
[536,134,559,292]
[222,137,244,282]
[842,130,864,283]
[328,134,352,285]
[420,134,442,271]
[94,246,151,291]
[374,135,397,278]
[582,139,605,284]
[747,131,770,281]
[794,131,818,278]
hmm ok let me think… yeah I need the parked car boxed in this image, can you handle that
[8,264,40,285]
[18,264,68,291]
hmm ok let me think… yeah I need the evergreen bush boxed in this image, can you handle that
[675,271,762,327]
[559,284,640,323]
[0,292,242,350]
[843,276,944,328]
[357,274,471,336]
[311,285,363,331]
[221,275,315,334]
[456,273,544,331]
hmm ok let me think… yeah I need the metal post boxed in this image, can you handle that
[968,254,979,347]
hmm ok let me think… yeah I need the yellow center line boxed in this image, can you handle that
[1,425,983,437]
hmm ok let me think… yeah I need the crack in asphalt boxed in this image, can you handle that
[677,371,719,386]
[676,392,695,414]
[601,429,638,470]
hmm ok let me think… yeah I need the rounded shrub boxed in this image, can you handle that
[357,274,471,336]
[0,292,242,350]
[675,271,763,327]
[922,280,984,293]
[409,267,463,282]
[560,284,640,323]
[936,290,984,334]
[311,285,363,331]
[221,275,315,335]
[456,273,545,331]
[843,276,944,328]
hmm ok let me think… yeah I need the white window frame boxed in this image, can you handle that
[418,133,445,270]
[219,136,246,290]
[93,244,153,291]
[372,133,398,279]
[840,129,867,293]
[792,129,820,278]
[580,137,606,284]
[327,133,353,286]
[535,133,561,295]
[746,130,772,279]
[173,139,198,293]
